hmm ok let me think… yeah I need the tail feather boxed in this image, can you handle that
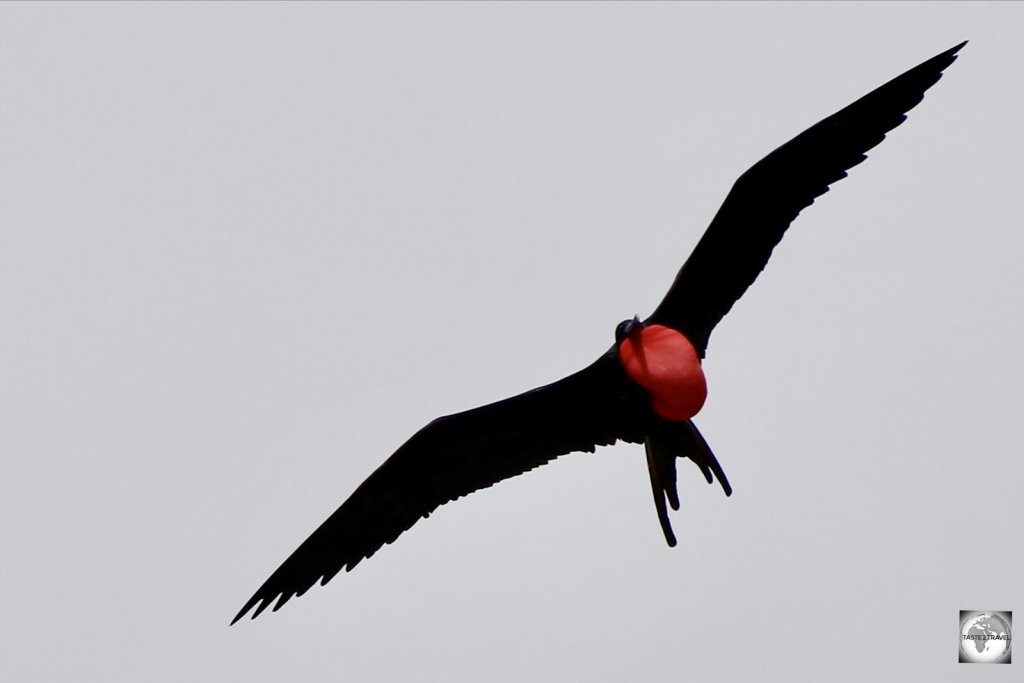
[684,420,732,497]
[644,420,732,547]
[644,437,679,547]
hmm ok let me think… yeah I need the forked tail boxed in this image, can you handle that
[644,420,732,547]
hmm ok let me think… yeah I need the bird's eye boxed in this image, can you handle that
[615,319,633,343]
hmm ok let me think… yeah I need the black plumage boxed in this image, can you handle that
[233,42,964,624]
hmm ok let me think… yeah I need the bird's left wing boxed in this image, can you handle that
[648,41,966,356]
[233,352,645,623]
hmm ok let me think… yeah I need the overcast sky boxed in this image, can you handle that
[2,3,1022,682]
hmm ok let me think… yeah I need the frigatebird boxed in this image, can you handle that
[233,42,965,623]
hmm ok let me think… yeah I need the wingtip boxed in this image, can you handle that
[934,40,968,66]
[230,592,277,626]
[945,40,968,61]
[908,41,967,81]
[230,601,254,626]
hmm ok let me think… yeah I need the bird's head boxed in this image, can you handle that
[615,316,644,344]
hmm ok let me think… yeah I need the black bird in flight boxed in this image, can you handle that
[234,42,965,624]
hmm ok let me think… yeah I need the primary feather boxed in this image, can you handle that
[649,41,966,356]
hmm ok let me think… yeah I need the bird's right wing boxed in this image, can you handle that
[648,41,966,356]
[233,352,647,623]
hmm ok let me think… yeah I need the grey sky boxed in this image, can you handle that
[1,3,1021,682]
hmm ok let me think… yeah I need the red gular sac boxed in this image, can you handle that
[617,324,707,421]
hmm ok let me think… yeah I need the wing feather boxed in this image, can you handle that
[233,353,646,623]
[649,42,966,355]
